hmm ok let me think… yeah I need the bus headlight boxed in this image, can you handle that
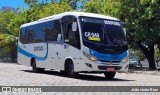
[83,51,98,61]
[122,57,128,63]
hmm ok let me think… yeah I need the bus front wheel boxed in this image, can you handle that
[104,72,116,80]
[66,61,79,78]
[32,59,44,73]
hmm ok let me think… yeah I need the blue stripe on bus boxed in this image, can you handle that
[89,49,127,61]
[18,43,48,61]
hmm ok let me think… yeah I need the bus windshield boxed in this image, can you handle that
[80,17,127,46]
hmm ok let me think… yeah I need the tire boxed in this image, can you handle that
[104,72,116,80]
[60,70,67,75]
[66,61,79,78]
[32,60,44,73]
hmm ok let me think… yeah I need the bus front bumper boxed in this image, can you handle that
[74,59,129,73]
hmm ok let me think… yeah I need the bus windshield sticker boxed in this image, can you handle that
[104,20,121,26]
[88,37,100,41]
[84,32,100,41]
[64,44,69,52]
[66,47,69,52]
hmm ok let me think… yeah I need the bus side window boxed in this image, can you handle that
[27,28,35,43]
[20,28,28,44]
[44,20,61,42]
[61,16,81,49]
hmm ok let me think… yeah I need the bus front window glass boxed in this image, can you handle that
[81,22,104,44]
[80,17,127,46]
[80,16,127,54]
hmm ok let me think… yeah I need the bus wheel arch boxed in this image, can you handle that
[64,58,79,78]
[30,57,44,73]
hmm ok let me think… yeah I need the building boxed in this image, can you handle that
[0,6,17,13]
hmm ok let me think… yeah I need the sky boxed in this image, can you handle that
[0,0,52,9]
[0,0,27,9]
[0,0,82,9]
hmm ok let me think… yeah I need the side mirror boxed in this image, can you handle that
[123,28,126,36]
[72,22,77,32]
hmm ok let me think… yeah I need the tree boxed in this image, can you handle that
[0,34,17,61]
[55,0,80,10]
[119,0,160,70]
[0,11,16,34]
[68,0,80,10]
[8,9,26,36]
[83,0,121,16]
[39,1,72,18]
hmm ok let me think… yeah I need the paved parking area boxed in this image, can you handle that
[0,62,160,95]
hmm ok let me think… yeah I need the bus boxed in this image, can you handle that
[18,12,128,79]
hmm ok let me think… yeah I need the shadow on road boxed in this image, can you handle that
[21,70,135,82]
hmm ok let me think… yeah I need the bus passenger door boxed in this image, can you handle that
[56,16,81,70]
[46,43,56,69]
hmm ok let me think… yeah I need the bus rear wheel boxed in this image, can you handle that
[66,61,79,78]
[104,72,116,80]
[32,59,44,73]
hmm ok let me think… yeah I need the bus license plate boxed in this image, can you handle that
[107,67,114,71]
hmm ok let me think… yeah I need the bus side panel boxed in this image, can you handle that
[18,52,31,67]
[18,42,30,67]
[55,43,68,70]
[44,43,57,69]
[18,42,48,68]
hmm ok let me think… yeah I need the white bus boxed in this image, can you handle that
[18,12,129,79]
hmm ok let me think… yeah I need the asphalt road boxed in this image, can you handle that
[0,62,160,95]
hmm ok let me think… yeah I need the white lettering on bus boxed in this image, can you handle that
[104,20,121,26]
[85,32,99,38]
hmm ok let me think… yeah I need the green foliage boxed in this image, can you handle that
[0,11,16,34]
[120,0,160,45]
[39,2,72,18]
[8,10,26,36]
[0,34,17,55]
[155,46,160,61]
[136,50,146,61]
[83,0,121,17]
[83,0,102,13]
[120,0,160,69]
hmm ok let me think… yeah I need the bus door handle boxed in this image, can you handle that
[56,52,58,55]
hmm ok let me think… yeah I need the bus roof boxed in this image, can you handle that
[21,12,119,28]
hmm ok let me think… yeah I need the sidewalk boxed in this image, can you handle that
[129,68,160,76]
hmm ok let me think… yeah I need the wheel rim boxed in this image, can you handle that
[68,63,74,74]
[32,60,36,71]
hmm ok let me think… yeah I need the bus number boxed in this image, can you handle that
[34,46,43,51]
